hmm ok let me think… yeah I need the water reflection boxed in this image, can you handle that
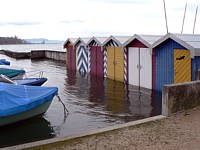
[0,54,162,148]
[0,117,55,148]
[106,79,126,113]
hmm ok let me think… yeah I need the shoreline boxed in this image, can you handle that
[22,108,200,149]
[4,107,200,149]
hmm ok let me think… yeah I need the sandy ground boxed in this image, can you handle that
[24,107,200,150]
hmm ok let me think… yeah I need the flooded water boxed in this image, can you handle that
[0,54,162,148]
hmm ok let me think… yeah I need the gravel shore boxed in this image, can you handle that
[23,107,200,150]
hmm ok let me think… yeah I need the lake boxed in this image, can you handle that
[0,43,65,52]
[0,45,162,148]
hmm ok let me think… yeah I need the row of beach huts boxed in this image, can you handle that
[63,33,200,92]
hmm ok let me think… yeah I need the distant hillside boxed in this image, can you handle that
[25,38,64,44]
[0,36,29,44]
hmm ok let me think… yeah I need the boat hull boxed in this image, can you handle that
[14,78,48,86]
[0,100,53,127]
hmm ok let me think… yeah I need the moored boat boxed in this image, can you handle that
[13,77,48,86]
[0,74,48,86]
[0,59,10,65]
[0,66,25,80]
[0,83,58,126]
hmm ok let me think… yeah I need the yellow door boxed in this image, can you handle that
[107,46,115,80]
[115,47,124,82]
[174,49,191,83]
[107,46,124,82]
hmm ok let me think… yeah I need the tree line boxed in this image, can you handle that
[0,36,29,44]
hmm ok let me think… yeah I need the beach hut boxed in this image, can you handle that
[63,38,77,70]
[124,34,162,89]
[87,37,108,78]
[103,36,130,82]
[152,33,200,92]
[74,37,91,75]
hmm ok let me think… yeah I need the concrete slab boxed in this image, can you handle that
[3,115,166,150]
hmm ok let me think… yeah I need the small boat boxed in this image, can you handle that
[13,77,48,86]
[0,74,48,86]
[0,66,25,80]
[0,82,58,126]
[0,59,10,65]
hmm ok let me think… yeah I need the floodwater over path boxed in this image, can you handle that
[0,54,162,148]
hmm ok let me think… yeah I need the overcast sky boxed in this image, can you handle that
[0,0,199,40]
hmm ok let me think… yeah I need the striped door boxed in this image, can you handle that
[107,46,124,81]
[77,45,88,75]
[174,49,191,83]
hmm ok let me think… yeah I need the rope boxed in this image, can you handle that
[56,95,69,117]
[25,71,43,78]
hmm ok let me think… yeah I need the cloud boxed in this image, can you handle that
[61,20,86,24]
[0,21,42,26]
[88,0,149,4]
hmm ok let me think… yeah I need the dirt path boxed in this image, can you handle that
[24,107,200,150]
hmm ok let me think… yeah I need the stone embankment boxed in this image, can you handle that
[0,50,66,62]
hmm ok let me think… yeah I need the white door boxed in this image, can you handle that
[128,47,152,89]
[128,47,139,86]
[140,48,152,89]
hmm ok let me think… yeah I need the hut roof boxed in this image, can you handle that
[63,38,78,48]
[124,34,162,47]
[74,37,91,46]
[87,36,108,46]
[174,33,200,49]
[103,35,131,47]
[152,33,200,57]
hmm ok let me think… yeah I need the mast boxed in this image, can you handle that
[181,3,187,34]
[163,0,169,33]
[193,6,198,34]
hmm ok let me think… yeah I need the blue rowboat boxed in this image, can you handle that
[13,77,48,86]
[0,83,58,126]
[0,59,10,65]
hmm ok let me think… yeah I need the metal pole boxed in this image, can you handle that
[163,0,169,33]
[193,6,198,34]
[181,3,187,33]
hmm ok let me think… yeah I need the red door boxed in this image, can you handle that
[90,46,96,75]
[67,46,76,70]
[90,46,103,77]
[96,46,104,77]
